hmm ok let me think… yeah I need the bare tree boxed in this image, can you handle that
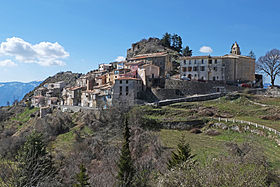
[256,49,280,87]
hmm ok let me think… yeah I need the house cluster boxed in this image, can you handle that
[31,42,257,109]
[31,49,174,108]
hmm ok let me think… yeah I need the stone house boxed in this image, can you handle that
[126,52,173,78]
[138,64,160,87]
[47,97,59,105]
[62,86,84,106]
[34,87,48,96]
[95,75,107,86]
[31,96,46,107]
[81,84,112,108]
[45,81,66,90]
[112,77,144,106]
[180,42,255,83]
[99,63,113,72]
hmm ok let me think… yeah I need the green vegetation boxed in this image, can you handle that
[51,124,93,154]
[167,135,195,170]
[158,129,280,173]
[11,107,38,123]
[73,164,90,187]
[117,118,135,187]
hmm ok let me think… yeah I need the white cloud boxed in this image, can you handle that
[0,37,69,66]
[199,46,213,54]
[115,56,125,62]
[0,59,17,67]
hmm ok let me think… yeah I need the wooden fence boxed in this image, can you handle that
[211,117,280,137]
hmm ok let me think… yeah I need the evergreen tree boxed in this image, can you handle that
[248,50,256,59]
[167,134,195,170]
[182,46,193,56]
[160,32,171,48]
[16,132,56,186]
[73,164,90,187]
[171,34,183,53]
[117,117,135,187]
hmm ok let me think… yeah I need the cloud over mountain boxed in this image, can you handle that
[0,37,69,66]
[199,46,213,54]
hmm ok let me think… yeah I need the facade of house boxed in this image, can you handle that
[180,42,255,83]
[127,52,173,77]
[112,77,144,106]
[62,87,84,106]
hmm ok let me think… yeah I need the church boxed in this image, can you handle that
[180,42,255,83]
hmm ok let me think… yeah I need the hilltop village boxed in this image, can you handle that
[30,38,260,111]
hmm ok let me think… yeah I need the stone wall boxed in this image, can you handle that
[155,92,226,107]
[165,79,241,96]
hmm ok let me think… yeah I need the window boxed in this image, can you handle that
[184,60,186,64]
[201,76,204,80]
[188,67,192,72]
[214,67,217,71]
[209,59,212,64]
[194,60,196,64]
[193,67,198,71]
[119,86,122,95]
[126,80,128,84]
[217,76,219,80]
[215,59,218,64]
[126,86,129,95]
[189,60,191,65]
[200,66,205,71]
[182,67,187,72]
[201,59,204,64]
[213,77,216,81]
[194,74,197,77]
[120,80,122,84]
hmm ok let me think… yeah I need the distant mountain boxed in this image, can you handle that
[0,81,42,106]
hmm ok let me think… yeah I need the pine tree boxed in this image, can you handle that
[182,46,193,56]
[167,134,195,170]
[117,117,135,187]
[160,32,172,48]
[171,34,183,53]
[73,164,90,187]
[16,132,56,186]
[248,50,256,59]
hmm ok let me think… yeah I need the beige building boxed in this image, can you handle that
[138,64,160,87]
[127,52,173,77]
[180,42,255,83]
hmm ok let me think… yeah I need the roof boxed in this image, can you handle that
[69,86,83,91]
[127,52,168,60]
[140,64,160,68]
[180,54,255,60]
[180,56,224,60]
[116,77,141,81]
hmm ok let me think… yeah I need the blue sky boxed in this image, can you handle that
[0,0,279,83]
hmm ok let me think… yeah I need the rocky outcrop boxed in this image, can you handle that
[127,37,178,58]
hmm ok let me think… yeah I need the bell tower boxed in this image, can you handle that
[230,42,241,55]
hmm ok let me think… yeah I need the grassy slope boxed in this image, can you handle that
[158,129,280,173]
[140,94,280,173]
